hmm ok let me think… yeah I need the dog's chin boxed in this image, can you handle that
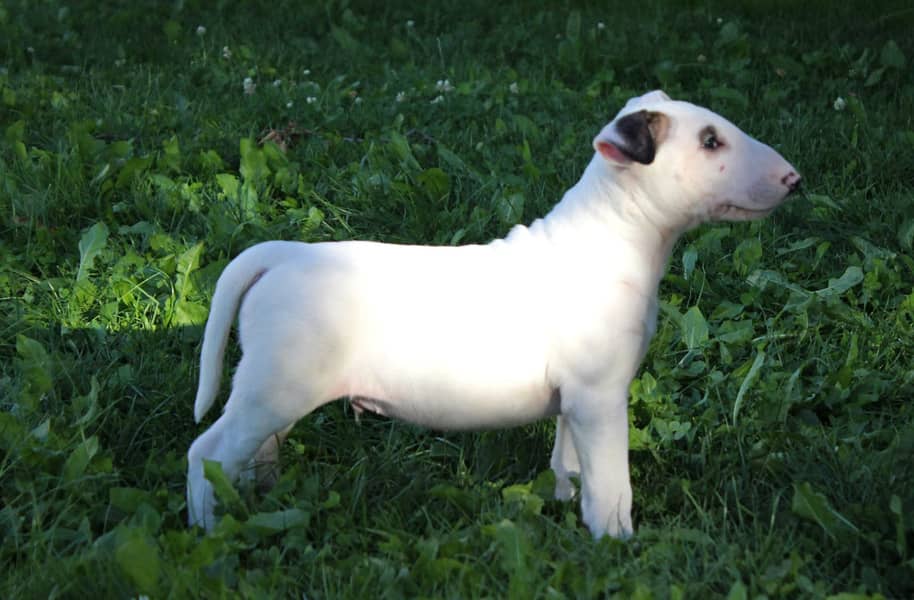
[711,203,778,222]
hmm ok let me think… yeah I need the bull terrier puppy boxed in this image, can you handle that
[187,90,801,537]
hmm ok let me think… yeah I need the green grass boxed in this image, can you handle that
[2,0,913,597]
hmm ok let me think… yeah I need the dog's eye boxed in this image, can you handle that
[700,127,722,150]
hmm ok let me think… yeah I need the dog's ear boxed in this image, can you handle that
[593,110,669,166]
[622,90,672,110]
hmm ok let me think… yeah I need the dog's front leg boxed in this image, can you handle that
[550,415,581,501]
[564,384,633,539]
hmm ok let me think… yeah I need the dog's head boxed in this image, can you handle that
[593,90,801,227]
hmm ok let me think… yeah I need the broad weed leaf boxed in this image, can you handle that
[114,527,160,594]
[732,350,765,426]
[565,11,581,40]
[176,242,204,294]
[173,300,208,325]
[162,135,181,172]
[115,155,154,189]
[495,192,525,225]
[239,138,269,184]
[76,221,109,282]
[110,487,153,514]
[880,39,906,70]
[890,494,906,558]
[170,243,206,325]
[330,25,361,52]
[417,167,450,200]
[203,459,244,510]
[16,334,52,408]
[4,119,24,142]
[816,266,863,299]
[530,469,556,500]
[429,483,478,512]
[897,219,914,251]
[791,482,858,539]
[681,306,709,351]
[63,435,99,482]
[437,144,476,179]
[709,86,749,109]
[215,173,239,199]
[75,375,100,426]
[245,508,310,534]
[483,518,533,598]
[727,580,748,600]
[388,131,420,172]
[682,246,698,280]
[321,490,341,509]
[502,482,544,515]
[733,238,762,276]
[716,320,754,344]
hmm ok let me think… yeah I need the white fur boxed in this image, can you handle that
[187,90,800,537]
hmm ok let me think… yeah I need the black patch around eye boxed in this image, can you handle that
[700,126,721,150]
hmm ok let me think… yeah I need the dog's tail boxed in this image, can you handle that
[194,241,292,423]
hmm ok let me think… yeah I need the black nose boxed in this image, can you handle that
[782,171,801,195]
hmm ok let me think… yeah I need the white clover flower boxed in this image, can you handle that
[273,79,282,87]
[286,101,293,108]
[222,46,232,59]
[435,79,454,93]
[431,95,444,104]
[114,58,126,67]
[396,91,407,103]
[306,96,317,104]
[243,77,256,95]
[406,20,415,28]
[716,17,723,25]
[354,97,362,104]
[27,46,35,54]
[303,68,311,76]
[196,25,206,36]
[697,54,707,63]
[597,22,606,30]
[834,97,846,111]
[509,82,519,94]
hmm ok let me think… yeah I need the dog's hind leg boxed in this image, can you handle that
[243,422,295,491]
[186,400,296,529]
[187,350,332,530]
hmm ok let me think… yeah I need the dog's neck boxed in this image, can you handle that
[525,155,684,289]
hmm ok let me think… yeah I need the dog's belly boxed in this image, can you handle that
[340,374,561,431]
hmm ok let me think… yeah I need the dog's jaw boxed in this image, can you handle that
[711,204,777,221]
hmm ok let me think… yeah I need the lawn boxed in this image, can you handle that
[2,0,913,597]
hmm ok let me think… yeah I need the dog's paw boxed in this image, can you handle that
[581,482,633,539]
[553,472,578,501]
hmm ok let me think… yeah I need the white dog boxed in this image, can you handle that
[187,90,800,538]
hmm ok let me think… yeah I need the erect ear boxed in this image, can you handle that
[593,110,669,166]
[622,90,672,111]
